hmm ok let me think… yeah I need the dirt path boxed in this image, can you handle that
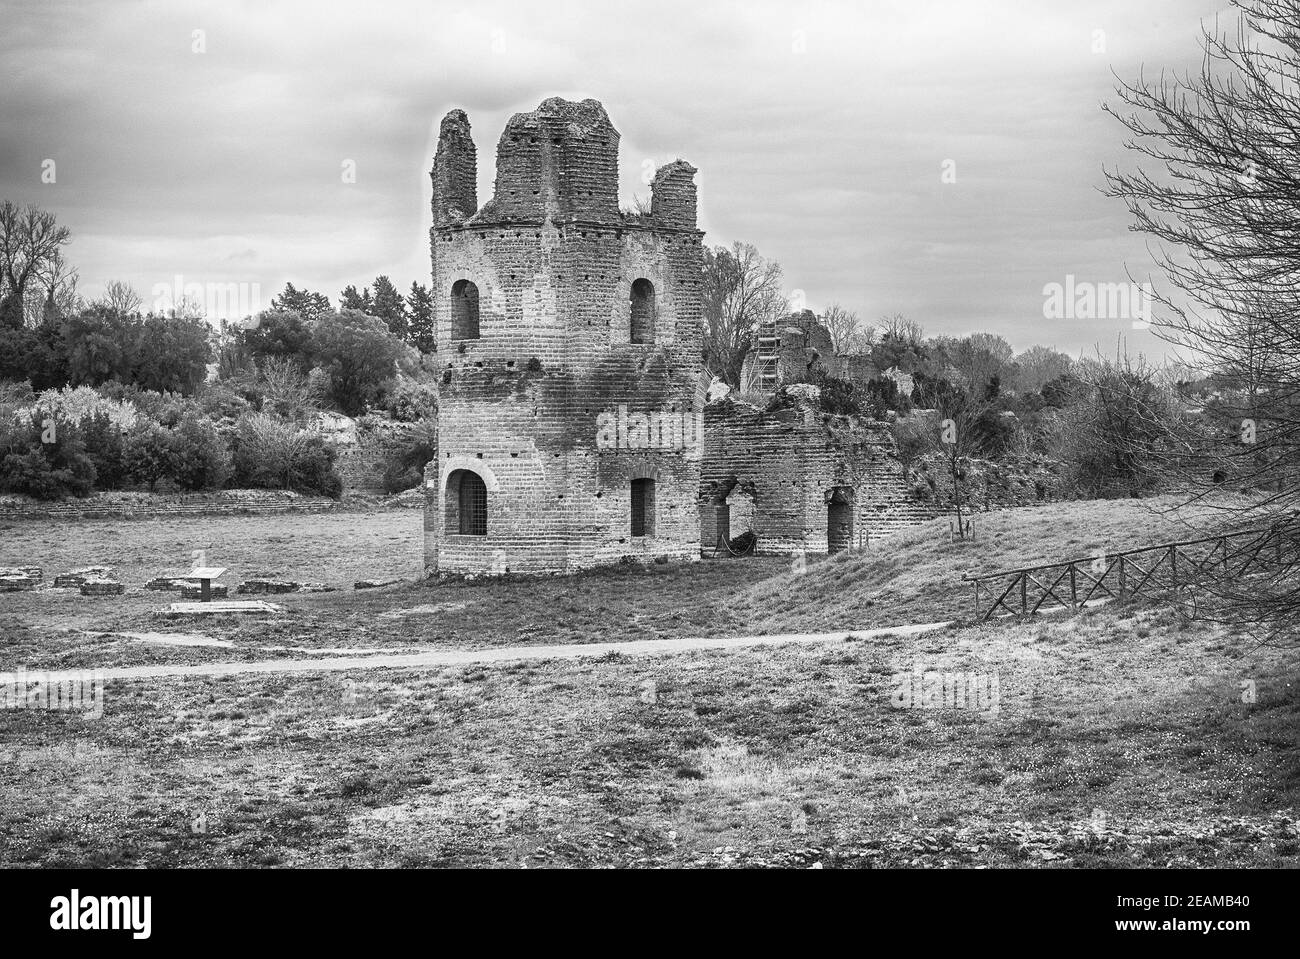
[13,621,953,682]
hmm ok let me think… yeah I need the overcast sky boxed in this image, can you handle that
[1,0,1230,357]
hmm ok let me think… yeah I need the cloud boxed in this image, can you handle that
[0,0,1231,357]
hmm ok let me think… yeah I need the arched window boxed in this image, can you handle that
[631,477,655,537]
[630,278,655,344]
[451,279,480,340]
[446,469,487,535]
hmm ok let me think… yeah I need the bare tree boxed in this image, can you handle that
[1042,351,1181,497]
[169,294,206,320]
[873,313,926,372]
[98,280,143,317]
[257,355,323,422]
[879,312,924,347]
[236,413,312,491]
[701,241,785,386]
[821,303,869,354]
[1103,0,1300,641]
[0,201,72,328]
[20,250,80,326]
[47,252,81,320]
[849,322,878,356]
[934,389,994,540]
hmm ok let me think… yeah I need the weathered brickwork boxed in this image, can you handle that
[739,310,912,400]
[700,398,932,556]
[739,310,832,393]
[334,443,388,494]
[425,98,706,577]
[331,419,430,494]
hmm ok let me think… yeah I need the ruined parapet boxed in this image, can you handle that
[782,310,834,355]
[475,97,621,226]
[431,109,478,226]
[650,160,698,229]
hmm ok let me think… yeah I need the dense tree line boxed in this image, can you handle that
[0,209,440,501]
[0,306,213,393]
[0,203,1228,520]
[0,384,344,500]
[323,276,435,353]
[224,305,424,416]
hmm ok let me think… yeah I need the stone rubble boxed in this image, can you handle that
[54,566,114,588]
[0,566,42,591]
[78,576,124,596]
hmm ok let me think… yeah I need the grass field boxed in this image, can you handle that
[0,494,1250,670]
[1,496,1297,867]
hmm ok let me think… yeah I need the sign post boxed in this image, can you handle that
[186,566,228,603]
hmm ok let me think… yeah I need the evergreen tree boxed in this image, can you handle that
[406,281,435,353]
[339,284,371,314]
[371,275,407,339]
[270,282,331,320]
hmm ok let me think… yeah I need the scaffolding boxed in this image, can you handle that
[755,321,780,392]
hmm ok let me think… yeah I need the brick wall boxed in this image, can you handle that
[700,398,933,556]
[330,419,430,495]
[425,98,706,577]
[334,446,386,494]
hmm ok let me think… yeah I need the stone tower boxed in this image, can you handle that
[425,97,706,577]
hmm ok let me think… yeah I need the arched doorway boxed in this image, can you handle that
[446,468,487,535]
[704,478,758,556]
[826,486,855,554]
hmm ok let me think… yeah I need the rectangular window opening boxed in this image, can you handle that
[631,478,655,538]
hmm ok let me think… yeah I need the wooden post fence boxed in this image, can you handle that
[960,521,1298,622]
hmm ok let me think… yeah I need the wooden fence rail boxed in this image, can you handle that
[961,520,1300,621]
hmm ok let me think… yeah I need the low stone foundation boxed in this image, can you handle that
[79,577,124,596]
[0,566,43,591]
[54,566,114,588]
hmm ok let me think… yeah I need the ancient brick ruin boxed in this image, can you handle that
[423,97,924,577]
[425,98,706,576]
[740,309,913,399]
[701,396,933,557]
[739,310,836,393]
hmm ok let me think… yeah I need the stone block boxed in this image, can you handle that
[55,566,114,588]
[236,580,300,595]
[79,577,124,596]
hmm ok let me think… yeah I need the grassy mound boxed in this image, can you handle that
[731,495,1255,634]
